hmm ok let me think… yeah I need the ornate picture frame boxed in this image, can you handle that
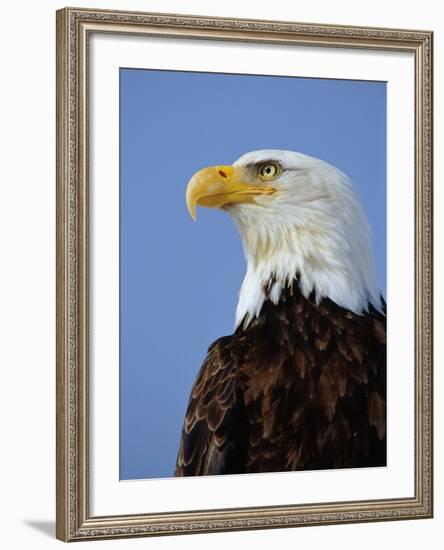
[56,7,433,541]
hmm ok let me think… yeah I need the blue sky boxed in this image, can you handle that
[120,68,386,480]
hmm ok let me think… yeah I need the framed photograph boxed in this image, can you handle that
[56,7,433,541]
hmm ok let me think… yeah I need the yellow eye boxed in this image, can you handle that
[259,162,280,179]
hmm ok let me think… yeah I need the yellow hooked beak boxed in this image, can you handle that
[186,165,276,220]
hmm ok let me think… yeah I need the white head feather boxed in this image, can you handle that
[226,150,383,329]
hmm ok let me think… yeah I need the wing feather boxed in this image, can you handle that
[175,337,248,476]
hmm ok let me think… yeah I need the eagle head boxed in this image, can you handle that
[186,149,383,329]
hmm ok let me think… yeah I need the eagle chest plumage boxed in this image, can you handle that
[175,285,386,476]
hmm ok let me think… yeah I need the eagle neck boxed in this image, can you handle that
[232,218,382,331]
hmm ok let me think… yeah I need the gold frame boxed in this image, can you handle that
[56,7,433,542]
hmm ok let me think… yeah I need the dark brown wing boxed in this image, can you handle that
[305,299,387,469]
[240,288,386,473]
[174,336,248,476]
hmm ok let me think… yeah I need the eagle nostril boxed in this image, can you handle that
[219,170,228,178]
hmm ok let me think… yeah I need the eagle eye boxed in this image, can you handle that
[259,162,280,179]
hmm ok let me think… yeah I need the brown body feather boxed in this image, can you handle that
[175,284,386,476]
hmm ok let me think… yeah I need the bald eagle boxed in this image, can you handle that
[175,150,386,476]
